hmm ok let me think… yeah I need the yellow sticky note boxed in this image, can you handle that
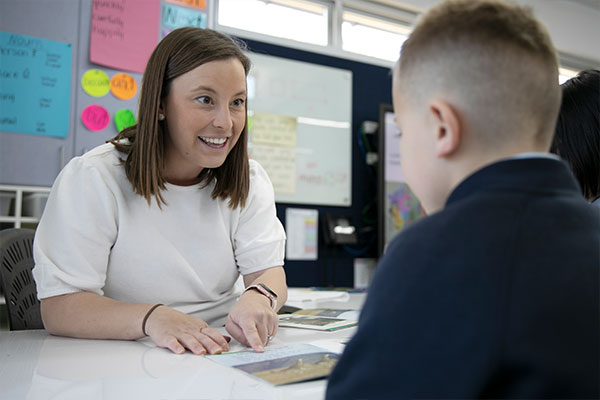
[81,69,110,97]
[110,73,137,100]
[252,113,297,147]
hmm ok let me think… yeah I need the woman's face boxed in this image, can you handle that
[161,58,247,185]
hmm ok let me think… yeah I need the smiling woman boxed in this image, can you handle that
[31,28,288,357]
[160,58,247,186]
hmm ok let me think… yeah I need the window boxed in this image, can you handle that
[218,0,329,46]
[341,10,411,62]
[559,67,579,84]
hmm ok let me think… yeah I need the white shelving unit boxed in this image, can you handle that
[0,184,51,229]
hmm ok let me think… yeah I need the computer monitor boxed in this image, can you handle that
[377,104,424,256]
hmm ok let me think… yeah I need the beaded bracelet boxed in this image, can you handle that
[142,304,163,336]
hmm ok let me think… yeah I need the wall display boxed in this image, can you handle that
[162,3,207,29]
[377,104,424,256]
[247,52,353,207]
[285,208,318,261]
[0,31,72,138]
[89,0,160,73]
[0,0,211,186]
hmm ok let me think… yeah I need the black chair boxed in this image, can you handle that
[0,228,44,330]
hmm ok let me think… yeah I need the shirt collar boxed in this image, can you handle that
[506,152,561,161]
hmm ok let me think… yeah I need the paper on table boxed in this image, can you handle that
[285,288,350,308]
[207,343,340,386]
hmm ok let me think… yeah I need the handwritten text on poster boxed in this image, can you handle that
[251,112,297,147]
[251,144,296,195]
[90,0,160,73]
[162,4,207,29]
[0,32,72,138]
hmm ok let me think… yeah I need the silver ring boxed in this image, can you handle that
[267,335,274,341]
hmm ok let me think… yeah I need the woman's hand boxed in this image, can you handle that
[225,289,278,352]
[144,306,230,355]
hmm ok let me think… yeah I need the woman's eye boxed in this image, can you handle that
[232,98,245,107]
[196,96,211,105]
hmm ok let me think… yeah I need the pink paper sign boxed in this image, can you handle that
[81,104,110,131]
[90,0,160,74]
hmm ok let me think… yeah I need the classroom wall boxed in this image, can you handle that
[242,39,391,288]
[1,0,597,289]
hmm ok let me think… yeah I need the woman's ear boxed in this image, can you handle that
[429,99,462,158]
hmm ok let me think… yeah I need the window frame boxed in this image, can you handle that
[209,0,600,73]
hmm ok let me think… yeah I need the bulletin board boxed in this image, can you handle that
[247,53,353,207]
[0,0,209,186]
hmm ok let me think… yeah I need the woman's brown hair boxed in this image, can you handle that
[109,28,251,209]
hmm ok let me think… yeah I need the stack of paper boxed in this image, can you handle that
[278,308,359,332]
[285,288,350,308]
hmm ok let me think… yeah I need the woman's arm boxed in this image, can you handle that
[41,292,230,355]
[225,266,287,352]
[243,265,288,311]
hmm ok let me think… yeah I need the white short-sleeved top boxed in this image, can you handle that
[32,143,286,323]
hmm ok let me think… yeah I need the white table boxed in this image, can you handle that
[0,292,365,400]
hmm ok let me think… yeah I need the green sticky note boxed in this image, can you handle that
[114,109,136,132]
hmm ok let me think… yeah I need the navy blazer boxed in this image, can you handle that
[326,158,600,399]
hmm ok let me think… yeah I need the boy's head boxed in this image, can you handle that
[393,0,561,213]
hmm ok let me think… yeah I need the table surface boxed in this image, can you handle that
[0,292,365,400]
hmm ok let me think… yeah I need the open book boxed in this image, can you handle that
[278,308,359,331]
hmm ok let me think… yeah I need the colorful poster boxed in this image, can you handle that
[0,31,72,138]
[90,0,160,73]
[162,4,207,29]
[385,182,423,247]
[285,208,318,261]
[165,0,206,10]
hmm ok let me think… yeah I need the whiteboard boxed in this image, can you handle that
[246,52,352,207]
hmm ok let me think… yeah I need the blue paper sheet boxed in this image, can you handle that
[162,4,206,29]
[0,31,72,138]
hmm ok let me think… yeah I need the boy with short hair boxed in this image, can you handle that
[326,1,599,398]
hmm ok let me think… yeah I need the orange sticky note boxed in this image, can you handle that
[110,73,137,100]
[165,0,206,10]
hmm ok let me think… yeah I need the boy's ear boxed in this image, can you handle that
[429,99,462,158]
